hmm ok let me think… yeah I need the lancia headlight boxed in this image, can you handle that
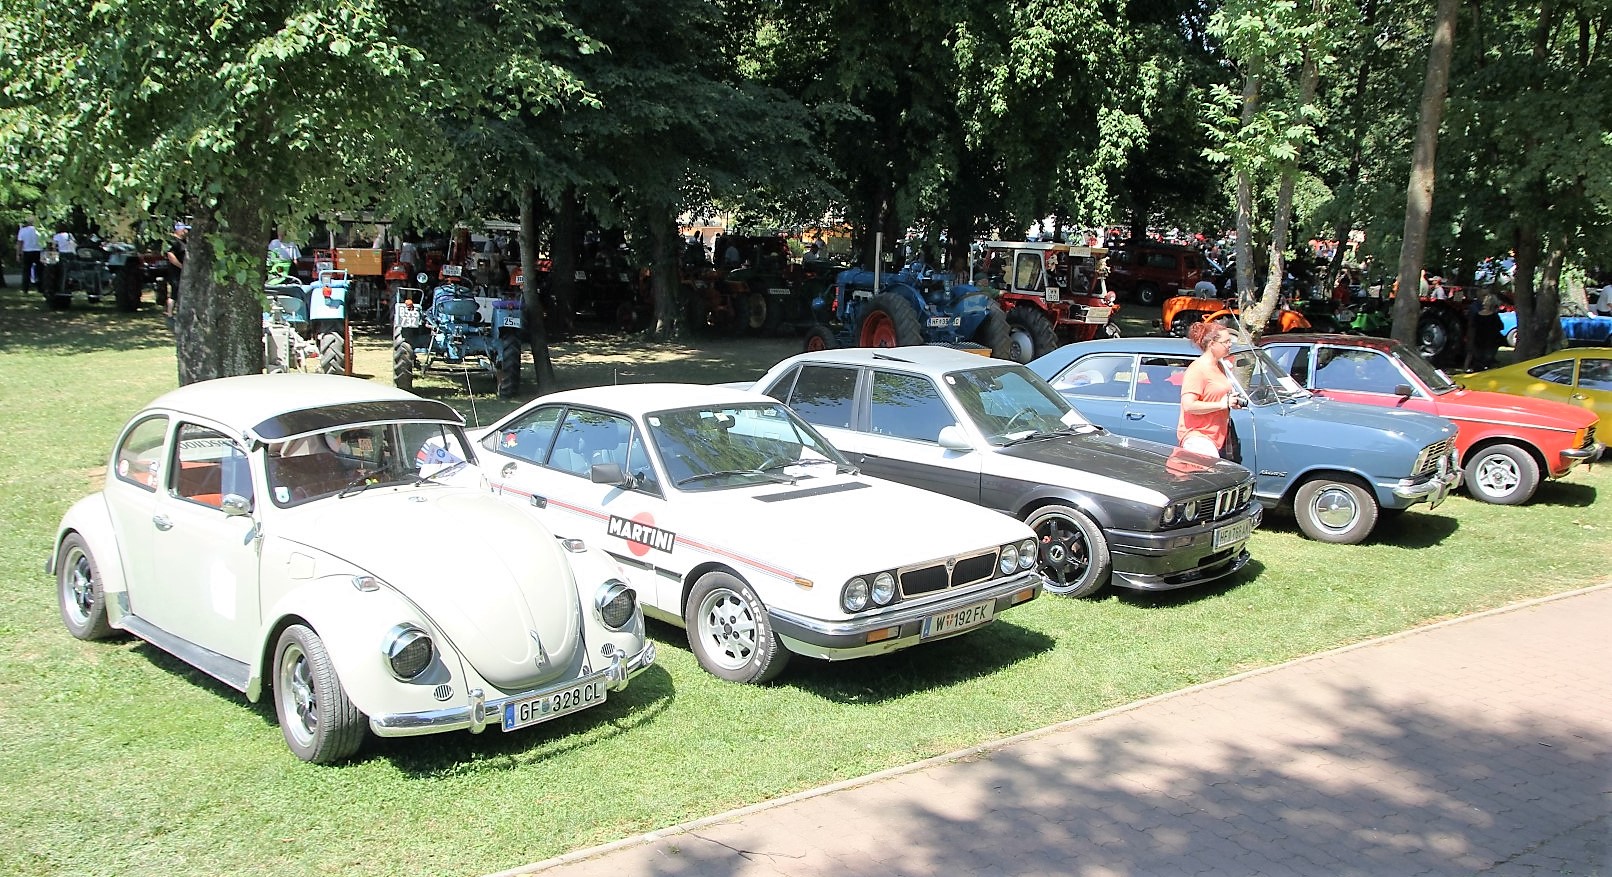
[382,624,434,680]
[842,577,870,612]
[595,580,637,630]
[1017,538,1038,570]
[870,572,896,606]
[999,544,1019,575]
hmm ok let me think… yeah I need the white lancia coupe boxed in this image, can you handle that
[474,384,1045,683]
[49,374,654,763]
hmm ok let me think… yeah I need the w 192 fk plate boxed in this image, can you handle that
[922,599,994,638]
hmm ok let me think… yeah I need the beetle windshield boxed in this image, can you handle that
[265,420,475,507]
[945,363,1094,444]
[1224,348,1308,405]
[647,402,853,491]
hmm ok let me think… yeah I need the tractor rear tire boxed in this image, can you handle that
[318,331,345,375]
[857,293,923,348]
[1417,309,1459,367]
[1005,306,1058,363]
[1135,282,1161,307]
[392,334,415,390]
[497,332,521,399]
[974,304,1013,359]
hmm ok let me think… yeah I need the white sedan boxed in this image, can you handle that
[49,374,654,763]
[474,384,1045,683]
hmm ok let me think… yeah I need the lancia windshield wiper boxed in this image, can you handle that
[674,468,794,488]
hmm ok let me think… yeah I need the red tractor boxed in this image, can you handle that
[977,240,1121,362]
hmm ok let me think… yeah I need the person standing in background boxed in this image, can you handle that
[165,222,188,326]
[16,218,43,295]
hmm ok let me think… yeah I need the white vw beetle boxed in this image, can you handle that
[475,384,1045,683]
[49,374,654,763]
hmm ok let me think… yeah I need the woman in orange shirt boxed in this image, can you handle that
[1177,321,1244,458]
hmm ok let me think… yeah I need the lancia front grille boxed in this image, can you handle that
[898,548,1001,597]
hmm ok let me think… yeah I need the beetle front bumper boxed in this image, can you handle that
[768,569,1043,661]
[369,640,656,738]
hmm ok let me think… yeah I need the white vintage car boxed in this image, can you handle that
[473,384,1045,683]
[49,374,654,763]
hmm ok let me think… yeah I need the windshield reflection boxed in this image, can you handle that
[1224,348,1309,405]
[945,364,1095,444]
[646,403,851,491]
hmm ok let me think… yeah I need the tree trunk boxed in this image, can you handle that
[646,205,680,341]
[1391,0,1460,353]
[1511,228,1540,359]
[1234,73,1260,310]
[1534,236,1567,352]
[549,186,580,337]
[1323,0,1383,292]
[519,185,556,389]
[1245,44,1320,341]
[175,202,271,386]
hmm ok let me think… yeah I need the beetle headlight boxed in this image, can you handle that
[842,577,870,612]
[382,624,434,680]
[595,580,637,630]
[999,544,1019,575]
[871,572,896,606]
[1017,538,1038,570]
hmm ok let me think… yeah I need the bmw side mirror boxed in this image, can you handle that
[937,425,973,451]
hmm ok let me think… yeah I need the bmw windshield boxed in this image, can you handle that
[946,364,1098,444]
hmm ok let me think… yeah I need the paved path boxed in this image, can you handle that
[493,584,1612,877]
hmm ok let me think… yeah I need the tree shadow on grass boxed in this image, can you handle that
[0,291,175,355]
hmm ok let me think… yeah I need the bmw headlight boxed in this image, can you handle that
[1017,538,1039,570]
[999,544,1019,575]
[842,577,870,612]
[595,580,637,630]
[382,624,434,680]
[871,572,896,607]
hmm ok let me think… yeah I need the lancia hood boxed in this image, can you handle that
[273,486,586,692]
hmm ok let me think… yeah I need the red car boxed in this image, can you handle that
[1259,334,1602,505]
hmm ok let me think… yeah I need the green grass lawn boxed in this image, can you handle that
[2,290,1608,877]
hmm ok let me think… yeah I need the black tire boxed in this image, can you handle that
[1024,504,1112,598]
[273,624,365,764]
[57,534,114,640]
[803,324,839,352]
[684,572,789,684]
[1005,306,1059,363]
[1504,327,1518,349]
[1102,321,1122,339]
[973,304,1013,359]
[1416,310,1458,367]
[1135,282,1160,307]
[1462,443,1540,505]
[392,333,415,390]
[496,331,521,399]
[742,292,769,334]
[317,331,344,375]
[857,292,924,348]
[1293,476,1379,544]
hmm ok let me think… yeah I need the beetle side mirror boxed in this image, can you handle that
[220,494,253,517]
[590,462,627,486]
[937,425,973,451]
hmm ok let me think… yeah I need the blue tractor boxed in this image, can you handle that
[262,269,350,374]
[805,263,1010,357]
[391,265,524,398]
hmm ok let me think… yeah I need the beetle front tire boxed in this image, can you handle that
[1293,477,1378,544]
[1463,443,1539,506]
[58,534,114,640]
[684,572,789,684]
[273,624,365,764]
[1025,505,1112,598]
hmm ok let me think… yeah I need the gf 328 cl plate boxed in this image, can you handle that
[502,677,607,731]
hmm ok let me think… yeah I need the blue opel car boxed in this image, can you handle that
[1028,337,1461,544]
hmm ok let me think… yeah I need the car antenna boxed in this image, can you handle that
[461,367,480,428]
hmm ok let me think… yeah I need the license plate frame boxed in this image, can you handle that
[1213,516,1253,549]
[922,599,994,638]
[501,677,607,732]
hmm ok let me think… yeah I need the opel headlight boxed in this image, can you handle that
[842,577,870,612]
[595,580,637,630]
[1017,538,1038,570]
[382,624,434,680]
[999,544,1019,575]
[871,572,896,607]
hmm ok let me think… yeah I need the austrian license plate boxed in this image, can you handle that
[1084,307,1112,324]
[767,287,791,296]
[926,316,961,328]
[1213,516,1254,549]
[922,600,994,638]
[503,316,523,329]
[501,678,606,731]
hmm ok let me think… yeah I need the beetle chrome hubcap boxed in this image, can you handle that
[66,551,93,622]
[1311,487,1360,530]
[280,644,317,742]
[698,589,756,669]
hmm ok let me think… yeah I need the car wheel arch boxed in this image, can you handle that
[1459,436,1547,476]
[52,503,131,622]
[679,560,751,621]
[1016,492,1113,532]
[1274,465,1385,510]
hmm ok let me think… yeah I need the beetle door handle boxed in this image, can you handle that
[152,514,173,531]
